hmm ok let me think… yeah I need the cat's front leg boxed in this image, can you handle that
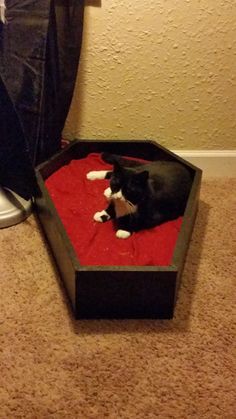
[116,214,133,239]
[94,202,115,223]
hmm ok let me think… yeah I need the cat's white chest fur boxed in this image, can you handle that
[112,190,137,218]
[104,187,137,218]
[113,198,133,217]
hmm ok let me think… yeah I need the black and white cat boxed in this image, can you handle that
[86,153,192,239]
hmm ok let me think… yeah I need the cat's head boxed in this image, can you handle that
[110,161,149,204]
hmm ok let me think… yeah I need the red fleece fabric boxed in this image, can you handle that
[45,153,182,266]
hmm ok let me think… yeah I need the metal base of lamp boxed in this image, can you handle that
[0,187,32,229]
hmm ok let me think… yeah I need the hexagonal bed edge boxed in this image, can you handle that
[35,140,202,319]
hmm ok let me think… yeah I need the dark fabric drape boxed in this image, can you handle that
[0,0,84,199]
[0,76,39,199]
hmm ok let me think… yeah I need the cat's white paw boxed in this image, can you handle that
[116,229,131,239]
[94,210,110,223]
[86,170,108,180]
[104,187,112,199]
[86,171,96,180]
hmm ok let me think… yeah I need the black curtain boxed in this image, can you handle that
[0,0,84,199]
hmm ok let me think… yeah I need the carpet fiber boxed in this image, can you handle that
[0,179,235,418]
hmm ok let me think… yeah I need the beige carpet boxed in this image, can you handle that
[0,179,235,419]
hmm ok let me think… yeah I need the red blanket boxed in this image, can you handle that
[45,153,182,266]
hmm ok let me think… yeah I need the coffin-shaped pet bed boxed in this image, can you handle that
[35,140,202,319]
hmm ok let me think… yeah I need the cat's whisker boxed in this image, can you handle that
[125,200,136,216]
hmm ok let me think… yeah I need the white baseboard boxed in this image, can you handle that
[172,150,236,177]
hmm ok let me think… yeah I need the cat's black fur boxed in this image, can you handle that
[99,153,192,234]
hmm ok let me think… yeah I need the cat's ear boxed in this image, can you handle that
[113,160,122,173]
[136,170,149,183]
